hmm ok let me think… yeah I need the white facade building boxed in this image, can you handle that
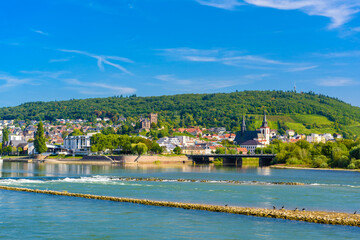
[157,137,181,152]
[63,135,91,155]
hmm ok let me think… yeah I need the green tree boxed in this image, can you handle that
[34,122,47,154]
[2,127,9,146]
[173,146,182,155]
[131,143,148,156]
[349,145,360,159]
[61,131,69,139]
[69,129,83,136]
[151,142,163,154]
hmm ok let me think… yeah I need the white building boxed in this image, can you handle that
[63,135,91,155]
[240,140,264,154]
[157,137,181,152]
[306,133,325,143]
[175,135,190,146]
[286,130,295,137]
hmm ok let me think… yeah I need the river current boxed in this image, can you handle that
[0,162,359,239]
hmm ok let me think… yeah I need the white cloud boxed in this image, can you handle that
[317,77,358,86]
[59,49,133,74]
[31,29,49,36]
[64,78,136,94]
[316,50,360,58]
[49,58,72,63]
[195,0,244,10]
[196,0,360,29]
[20,70,69,79]
[287,65,318,72]
[159,48,287,66]
[243,73,270,79]
[154,74,253,91]
[0,74,33,90]
[154,74,193,85]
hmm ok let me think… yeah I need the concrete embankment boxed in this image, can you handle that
[0,185,359,227]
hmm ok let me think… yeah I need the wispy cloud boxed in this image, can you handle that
[0,73,34,90]
[49,58,72,63]
[317,77,358,86]
[316,50,360,58]
[195,0,244,10]
[64,78,136,95]
[287,65,318,72]
[20,70,69,79]
[196,0,360,29]
[154,74,255,91]
[31,29,49,36]
[159,48,287,67]
[59,49,134,74]
[243,73,270,79]
[154,74,194,85]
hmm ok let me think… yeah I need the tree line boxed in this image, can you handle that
[0,91,359,136]
[260,138,360,169]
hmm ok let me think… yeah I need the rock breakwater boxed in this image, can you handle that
[111,177,306,186]
[1,185,359,227]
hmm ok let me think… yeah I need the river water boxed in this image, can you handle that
[0,162,359,239]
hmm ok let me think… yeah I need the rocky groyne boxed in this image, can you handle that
[0,185,359,227]
[109,176,306,185]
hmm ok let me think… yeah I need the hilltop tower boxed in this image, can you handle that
[150,113,158,125]
[260,111,270,145]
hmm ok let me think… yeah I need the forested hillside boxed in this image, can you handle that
[1,91,360,137]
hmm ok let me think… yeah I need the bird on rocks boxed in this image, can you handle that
[302,208,305,211]
[354,211,357,214]
[225,204,228,207]
[281,206,284,210]
[294,208,298,211]
[273,206,276,210]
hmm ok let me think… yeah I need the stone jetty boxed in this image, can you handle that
[0,185,359,227]
[110,176,306,185]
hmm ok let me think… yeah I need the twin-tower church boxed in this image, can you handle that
[234,112,271,153]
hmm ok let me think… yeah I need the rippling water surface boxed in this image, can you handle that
[1,162,360,239]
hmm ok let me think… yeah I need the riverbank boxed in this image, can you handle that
[42,155,192,165]
[271,164,360,172]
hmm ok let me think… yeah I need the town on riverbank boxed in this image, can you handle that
[1,110,360,170]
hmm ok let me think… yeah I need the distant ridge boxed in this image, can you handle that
[0,91,359,137]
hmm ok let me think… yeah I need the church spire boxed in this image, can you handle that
[241,115,246,133]
[261,110,268,128]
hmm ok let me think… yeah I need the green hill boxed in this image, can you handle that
[1,90,360,138]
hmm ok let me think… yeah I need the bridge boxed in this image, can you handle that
[186,154,276,167]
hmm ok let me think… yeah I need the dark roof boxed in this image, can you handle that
[17,143,29,148]
[240,140,263,146]
[234,130,260,144]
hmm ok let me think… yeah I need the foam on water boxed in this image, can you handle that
[0,175,359,189]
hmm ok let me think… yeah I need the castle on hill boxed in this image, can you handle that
[234,112,274,153]
[140,113,158,130]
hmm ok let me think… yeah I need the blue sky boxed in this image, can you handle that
[1,0,360,107]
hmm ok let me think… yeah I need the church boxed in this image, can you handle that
[234,112,271,154]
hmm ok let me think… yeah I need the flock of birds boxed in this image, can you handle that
[272,205,305,211]
[223,204,358,214]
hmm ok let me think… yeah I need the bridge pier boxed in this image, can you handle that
[223,157,242,167]
[259,157,272,167]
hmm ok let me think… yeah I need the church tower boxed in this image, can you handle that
[241,115,246,134]
[260,111,270,145]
